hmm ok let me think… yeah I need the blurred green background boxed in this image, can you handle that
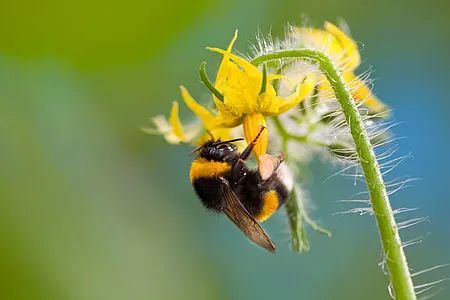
[1,0,449,299]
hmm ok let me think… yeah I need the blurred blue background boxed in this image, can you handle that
[0,0,449,299]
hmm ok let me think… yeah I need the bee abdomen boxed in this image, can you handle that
[254,184,289,222]
[192,178,225,212]
[189,158,232,212]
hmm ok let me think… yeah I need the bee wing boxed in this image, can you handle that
[218,177,276,253]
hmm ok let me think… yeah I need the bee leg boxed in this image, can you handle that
[240,125,266,160]
[231,159,246,186]
[232,126,266,186]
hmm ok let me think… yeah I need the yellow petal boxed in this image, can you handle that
[293,27,343,64]
[243,113,267,159]
[149,114,185,144]
[214,30,238,86]
[343,72,388,114]
[195,127,232,145]
[276,75,315,114]
[256,85,278,115]
[180,86,219,129]
[169,101,185,140]
[324,22,361,71]
[207,47,262,79]
[208,46,264,116]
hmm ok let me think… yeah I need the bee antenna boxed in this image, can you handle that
[215,138,245,145]
[190,130,216,155]
[190,145,204,155]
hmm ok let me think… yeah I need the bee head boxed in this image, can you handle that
[193,138,243,162]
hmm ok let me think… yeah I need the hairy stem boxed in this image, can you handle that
[286,188,309,252]
[272,113,331,253]
[253,50,416,300]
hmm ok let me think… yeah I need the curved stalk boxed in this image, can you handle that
[199,62,224,102]
[252,51,416,300]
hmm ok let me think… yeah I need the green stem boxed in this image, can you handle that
[286,188,309,252]
[272,116,331,253]
[253,50,416,300]
[271,116,289,153]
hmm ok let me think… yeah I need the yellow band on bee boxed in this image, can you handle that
[256,190,279,222]
[189,157,232,182]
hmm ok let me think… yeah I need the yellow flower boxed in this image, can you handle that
[148,24,381,155]
[142,101,196,144]
[180,86,232,144]
[180,31,315,158]
[292,22,388,114]
[143,100,230,145]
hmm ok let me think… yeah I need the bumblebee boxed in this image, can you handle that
[189,127,292,252]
